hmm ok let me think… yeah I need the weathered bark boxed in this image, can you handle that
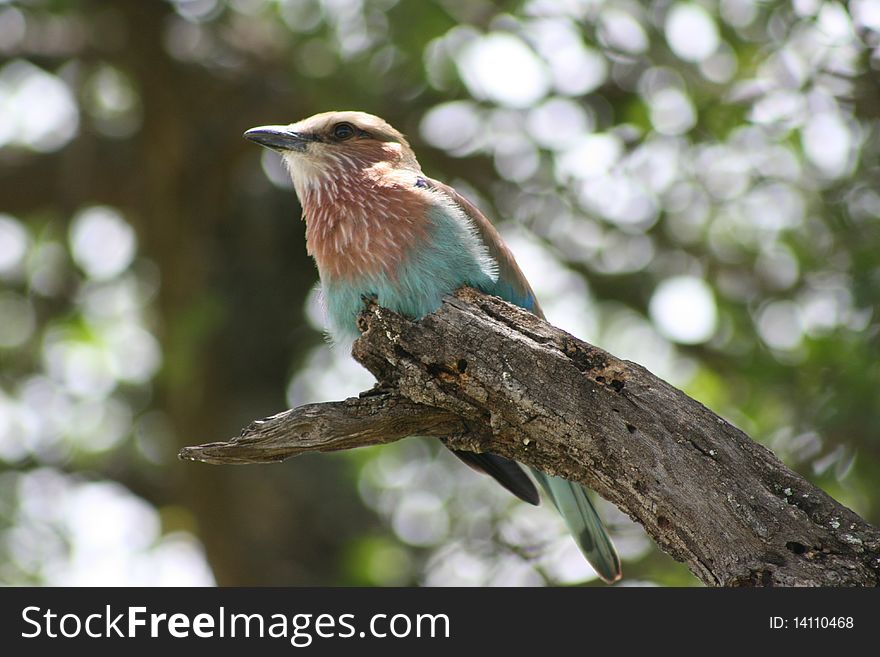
[181,288,880,587]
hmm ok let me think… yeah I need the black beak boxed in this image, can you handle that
[243,125,313,152]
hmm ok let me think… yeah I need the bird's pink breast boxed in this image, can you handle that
[301,165,431,281]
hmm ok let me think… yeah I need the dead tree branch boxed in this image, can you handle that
[181,288,880,586]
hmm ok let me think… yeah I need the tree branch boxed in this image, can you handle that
[179,394,465,464]
[180,288,880,586]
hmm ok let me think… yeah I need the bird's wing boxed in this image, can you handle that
[427,177,622,583]
[425,177,545,319]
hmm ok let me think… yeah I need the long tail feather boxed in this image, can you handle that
[451,450,540,506]
[530,469,622,583]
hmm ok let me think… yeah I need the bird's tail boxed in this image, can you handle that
[451,450,540,506]
[530,469,622,584]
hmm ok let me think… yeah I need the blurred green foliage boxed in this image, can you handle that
[0,0,877,586]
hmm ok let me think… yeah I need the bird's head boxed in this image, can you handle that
[244,111,420,200]
[243,111,432,278]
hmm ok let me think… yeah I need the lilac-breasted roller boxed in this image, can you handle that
[244,111,621,583]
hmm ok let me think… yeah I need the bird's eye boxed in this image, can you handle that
[333,123,355,140]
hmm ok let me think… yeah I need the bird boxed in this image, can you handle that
[244,111,621,583]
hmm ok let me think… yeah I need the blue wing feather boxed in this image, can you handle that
[425,178,543,317]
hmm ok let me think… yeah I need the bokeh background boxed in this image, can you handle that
[1,0,878,586]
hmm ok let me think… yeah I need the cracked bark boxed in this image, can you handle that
[181,288,880,587]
